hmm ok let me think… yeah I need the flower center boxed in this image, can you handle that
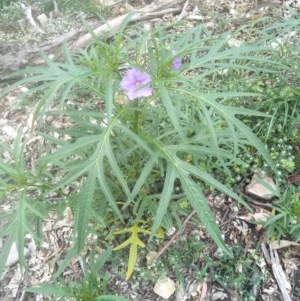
[135,81,141,87]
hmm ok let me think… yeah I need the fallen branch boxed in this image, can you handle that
[177,0,190,21]
[71,0,185,49]
[20,2,44,34]
[0,0,185,76]
[261,243,293,301]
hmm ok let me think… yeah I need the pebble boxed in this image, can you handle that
[5,242,30,267]
[245,173,276,200]
[153,276,175,299]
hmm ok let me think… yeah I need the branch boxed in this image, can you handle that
[70,0,185,49]
[261,243,293,301]
[0,0,186,76]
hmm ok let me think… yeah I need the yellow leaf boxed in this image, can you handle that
[113,222,148,279]
[113,237,132,251]
[156,227,165,239]
[126,243,138,280]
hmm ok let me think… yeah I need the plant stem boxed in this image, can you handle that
[133,108,140,134]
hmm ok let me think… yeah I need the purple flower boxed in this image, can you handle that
[172,57,181,70]
[172,51,181,70]
[120,68,153,100]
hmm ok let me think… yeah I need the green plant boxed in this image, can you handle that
[51,0,105,15]
[203,14,300,183]
[0,1,23,32]
[26,247,131,301]
[210,247,264,301]
[0,0,14,8]
[1,16,294,283]
[231,135,296,185]
[127,234,209,294]
[0,136,51,272]
[264,185,300,242]
[162,235,209,282]
[153,241,264,301]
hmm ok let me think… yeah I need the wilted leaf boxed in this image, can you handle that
[270,240,300,250]
[113,222,150,280]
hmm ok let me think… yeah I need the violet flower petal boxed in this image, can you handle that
[172,50,181,70]
[172,57,181,70]
[120,68,153,100]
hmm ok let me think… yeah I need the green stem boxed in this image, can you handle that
[133,103,140,134]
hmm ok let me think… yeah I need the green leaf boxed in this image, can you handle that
[54,247,79,278]
[176,88,275,170]
[144,136,232,256]
[0,195,45,275]
[0,233,15,276]
[47,135,101,162]
[104,71,114,123]
[158,85,185,140]
[95,160,123,221]
[178,160,250,209]
[151,164,176,237]
[177,167,232,256]
[104,141,132,203]
[75,172,96,251]
[126,153,158,207]
[26,283,74,298]
[97,295,132,301]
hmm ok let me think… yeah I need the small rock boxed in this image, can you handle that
[153,276,175,299]
[37,13,48,26]
[213,247,225,259]
[6,242,30,267]
[146,251,157,266]
[212,290,227,300]
[176,281,200,300]
[227,37,243,48]
[166,226,176,237]
[245,173,276,200]
[2,125,18,139]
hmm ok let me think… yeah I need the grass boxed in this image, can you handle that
[0,1,300,300]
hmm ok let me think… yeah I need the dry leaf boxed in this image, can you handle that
[270,240,300,250]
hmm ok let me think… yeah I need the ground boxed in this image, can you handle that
[0,0,300,300]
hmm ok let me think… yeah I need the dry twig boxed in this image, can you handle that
[153,211,195,262]
[177,0,190,21]
[261,243,293,301]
